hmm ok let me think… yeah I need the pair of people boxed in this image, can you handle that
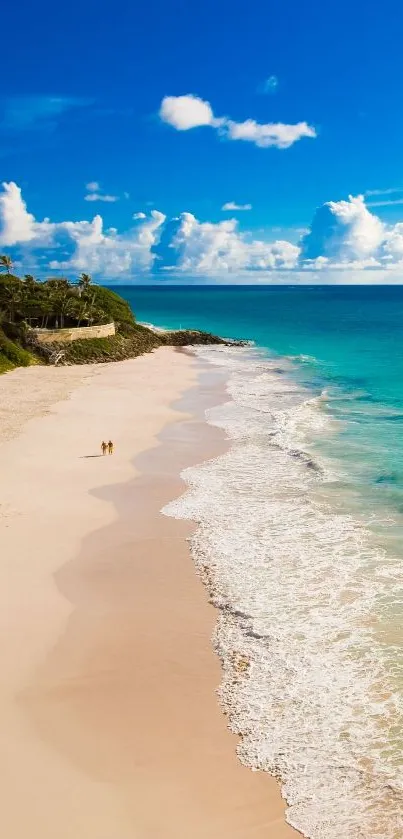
[101,440,114,456]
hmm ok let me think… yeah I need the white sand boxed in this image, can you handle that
[0,349,298,838]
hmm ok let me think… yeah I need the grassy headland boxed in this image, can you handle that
[0,259,234,373]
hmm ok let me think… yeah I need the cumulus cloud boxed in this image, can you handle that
[0,181,36,246]
[383,224,403,262]
[0,181,55,246]
[0,181,165,277]
[159,94,217,130]
[86,181,100,192]
[153,212,299,274]
[159,93,316,150]
[4,183,403,282]
[50,210,166,275]
[222,202,252,211]
[300,195,385,264]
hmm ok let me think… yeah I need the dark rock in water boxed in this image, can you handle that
[159,329,246,347]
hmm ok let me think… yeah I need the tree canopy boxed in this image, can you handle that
[0,264,135,330]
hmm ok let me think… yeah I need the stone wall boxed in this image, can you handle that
[32,322,116,345]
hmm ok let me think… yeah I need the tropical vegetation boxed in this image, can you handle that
[0,261,114,329]
[0,257,229,373]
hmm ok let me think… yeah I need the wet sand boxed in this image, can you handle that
[0,348,298,838]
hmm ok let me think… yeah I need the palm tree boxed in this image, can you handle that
[45,278,71,328]
[0,276,22,322]
[78,273,92,296]
[0,254,13,274]
[22,275,39,325]
[87,304,104,327]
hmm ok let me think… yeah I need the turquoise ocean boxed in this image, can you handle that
[117,285,403,838]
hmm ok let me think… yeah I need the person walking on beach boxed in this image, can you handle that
[101,441,107,456]
[108,440,114,455]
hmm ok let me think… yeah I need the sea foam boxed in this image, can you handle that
[163,345,403,839]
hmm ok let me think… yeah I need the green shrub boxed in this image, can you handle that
[50,327,162,365]
[89,286,136,327]
[0,329,37,368]
[0,352,15,373]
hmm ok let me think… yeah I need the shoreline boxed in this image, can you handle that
[0,348,298,838]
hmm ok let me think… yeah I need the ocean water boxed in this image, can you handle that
[117,285,403,838]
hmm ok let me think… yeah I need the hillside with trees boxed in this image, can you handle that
[0,257,229,373]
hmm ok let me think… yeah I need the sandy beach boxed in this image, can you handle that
[0,347,298,838]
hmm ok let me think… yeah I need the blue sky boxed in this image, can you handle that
[2,0,403,282]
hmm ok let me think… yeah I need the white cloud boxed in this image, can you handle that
[364,187,403,207]
[365,187,402,197]
[84,193,119,203]
[366,198,403,208]
[51,210,166,275]
[84,182,118,203]
[0,181,36,246]
[0,181,55,247]
[0,182,165,277]
[225,119,316,149]
[222,202,252,211]
[300,195,385,263]
[154,212,299,274]
[159,94,216,130]
[4,183,403,282]
[383,223,403,262]
[159,93,316,150]
[327,195,385,259]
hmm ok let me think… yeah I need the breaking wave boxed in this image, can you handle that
[163,345,403,839]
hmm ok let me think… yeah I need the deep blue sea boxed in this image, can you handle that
[116,285,403,838]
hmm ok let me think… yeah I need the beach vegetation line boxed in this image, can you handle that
[0,258,230,372]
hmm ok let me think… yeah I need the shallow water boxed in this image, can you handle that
[118,286,403,838]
